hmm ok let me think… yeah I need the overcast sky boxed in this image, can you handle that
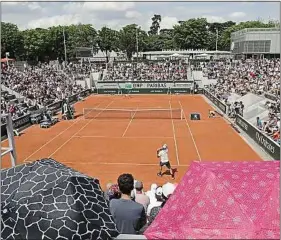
[1,1,280,31]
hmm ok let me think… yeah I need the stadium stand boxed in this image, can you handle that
[206,58,280,144]
[102,61,189,82]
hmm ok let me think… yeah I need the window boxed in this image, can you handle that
[244,40,271,53]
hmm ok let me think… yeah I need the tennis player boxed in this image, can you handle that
[208,109,216,118]
[124,89,132,98]
[157,144,175,180]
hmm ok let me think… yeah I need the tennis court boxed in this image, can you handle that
[1,94,262,188]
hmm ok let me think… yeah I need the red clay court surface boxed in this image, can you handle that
[1,94,262,189]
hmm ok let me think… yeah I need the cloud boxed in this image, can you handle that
[27,2,43,11]
[160,16,179,29]
[82,2,134,12]
[125,11,142,19]
[27,14,82,29]
[229,12,246,19]
[63,1,135,13]
[1,1,280,31]
[202,15,225,23]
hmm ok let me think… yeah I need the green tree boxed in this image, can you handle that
[22,28,51,61]
[47,26,65,60]
[1,22,24,59]
[96,26,119,62]
[206,21,236,50]
[173,18,209,50]
[159,29,175,50]
[118,24,147,59]
[145,28,175,51]
[148,14,161,35]
[64,24,97,59]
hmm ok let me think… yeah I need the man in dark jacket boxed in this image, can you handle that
[110,174,146,234]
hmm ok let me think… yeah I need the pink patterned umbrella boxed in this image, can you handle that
[144,161,280,239]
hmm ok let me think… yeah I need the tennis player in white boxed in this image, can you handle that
[157,144,175,180]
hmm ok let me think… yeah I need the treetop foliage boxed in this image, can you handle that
[1,16,278,61]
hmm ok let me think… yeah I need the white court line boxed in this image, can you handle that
[2,94,94,144]
[47,100,115,158]
[169,100,180,166]
[60,161,190,167]
[22,100,107,162]
[122,108,137,137]
[178,100,202,162]
[74,135,173,139]
[22,117,82,162]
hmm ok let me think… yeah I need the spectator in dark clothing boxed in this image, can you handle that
[256,117,263,130]
[234,102,240,115]
[107,184,121,201]
[240,101,244,116]
[109,173,146,234]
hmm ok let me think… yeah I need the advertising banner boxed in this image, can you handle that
[235,114,280,160]
[95,82,192,89]
[264,92,278,102]
[13,114,31,129]
[47,101,62,111]
[203,89,228,114]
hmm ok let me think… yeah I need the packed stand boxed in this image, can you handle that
[104,173,177,235]
[1,62,85,107]
[256,100,280,144]
[205,58,280,144]
[206,58,280,97]
[103,61,188,81]
[63,62,95,81]
[1,89,38,125]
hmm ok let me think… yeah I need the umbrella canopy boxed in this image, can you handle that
[1,158,119,240]
[1,58,15,62]
[145,161,280,239]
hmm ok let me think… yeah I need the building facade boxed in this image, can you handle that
[136,49,233,61]
[231,28,280,59]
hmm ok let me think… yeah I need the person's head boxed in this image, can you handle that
[106,182,113,190]
[162,182,176,199]
[257,117,260,120]
[162,144,168,150]
[155,187,163,202]
[108,184,121,200]
[118,173,134,195]
[135,181,143,192]
[160,182,176,207]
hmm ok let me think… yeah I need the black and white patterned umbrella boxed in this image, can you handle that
[1,158,119,240]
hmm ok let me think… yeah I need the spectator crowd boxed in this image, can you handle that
[206,58,280,98]
[104,173,177,235]
[1,62,88,125]
[103,61,188,82]
[206,58,280,144]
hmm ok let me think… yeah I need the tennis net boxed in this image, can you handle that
[83,108,184,119]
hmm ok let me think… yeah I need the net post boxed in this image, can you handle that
[181,109,184,120]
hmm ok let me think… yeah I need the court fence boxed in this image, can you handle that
[1,89,92,138]
[92,81,194,94]
[235,114,280,160]
[202,88,280,160]
[203,88,228,114]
